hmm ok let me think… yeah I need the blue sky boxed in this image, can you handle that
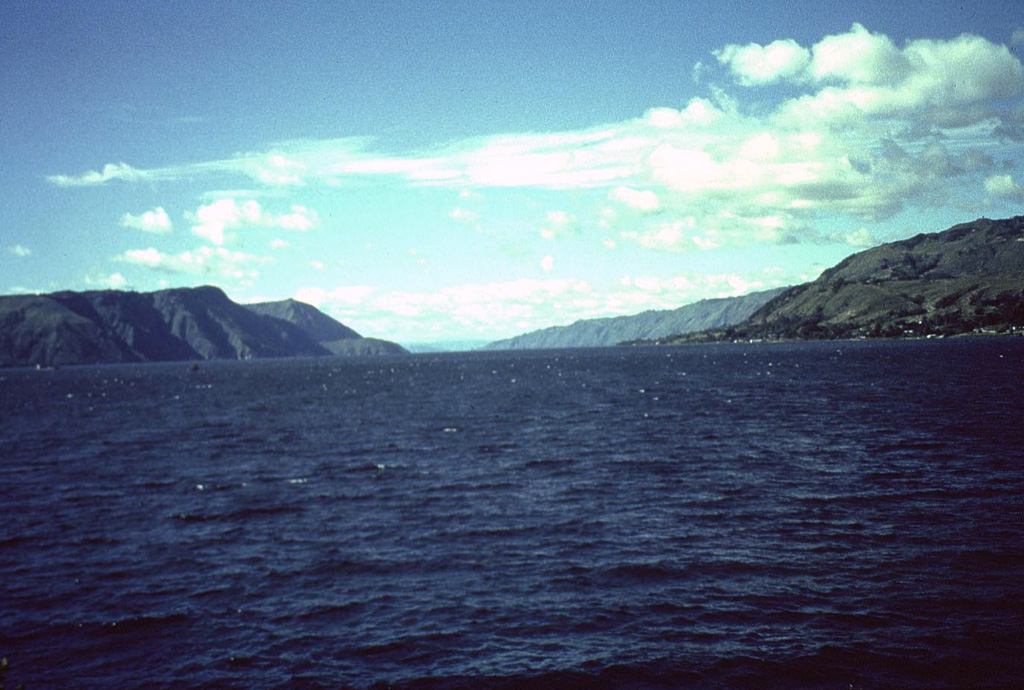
[2,1,1023,344]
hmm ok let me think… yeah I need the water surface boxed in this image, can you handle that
[2,339,1023,689]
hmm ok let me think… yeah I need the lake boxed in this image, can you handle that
[2,339,1023,689]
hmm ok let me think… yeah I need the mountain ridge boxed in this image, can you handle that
[484,288,787,350]
[648,216,1024,344]
[0,286,406,367]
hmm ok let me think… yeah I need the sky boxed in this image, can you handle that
[2,1,1023,345]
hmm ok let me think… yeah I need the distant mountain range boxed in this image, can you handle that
[483,288,787,350]
[0,286,407,367]
[649,215,1024,344]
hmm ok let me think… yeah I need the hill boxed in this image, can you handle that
[654,216,1024,344]
[245,298,362,342]
[0,286,406,367]
[244,299,407,356]
[484,288,787,350]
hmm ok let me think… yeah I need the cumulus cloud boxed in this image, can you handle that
[609,186,660,213]
[715,38,811,85]
[8,244,32,257]
[984,173,1024,201]
[807,23,909,85]
[120,207,173,234]
[774,25,1024,129]
[539,210,579,240]
[192,199,259,245]
[190,199,319,245]
[118,245,269,281]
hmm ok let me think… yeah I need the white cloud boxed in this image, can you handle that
[255,154,307,186]
[8,244,32,257]
[47,162,147,187]
[622,221,690,252]
[778,25,1024,128]
[540,254,555,272]
[190,199,319,245]
[47,26,1023,255]
[118,245,269,281]
[984,173,1024,201]
[539,210,579,239]
[808,23,909,85]
[842,227,877,248]
[715,38,811,85]
[120,207,173,234]
[621,210,809,252]
[609,186,660,213]
[343,278,593,337]
[85,272,129,289]
[192,199,260,245]
[307,268,803,341]
[613,271,777,309]
[388,278,588,324]
[278,205,318,231]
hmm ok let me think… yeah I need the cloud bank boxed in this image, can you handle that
[52,25,1023,255]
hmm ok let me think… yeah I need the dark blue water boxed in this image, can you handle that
[2,340,1023,689]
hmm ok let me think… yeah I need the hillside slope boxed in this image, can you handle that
[245,299,407,355]
[658,216,1024,343]
[245,299,362,342]
[0,286,405,367]
[484,288,787,350]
